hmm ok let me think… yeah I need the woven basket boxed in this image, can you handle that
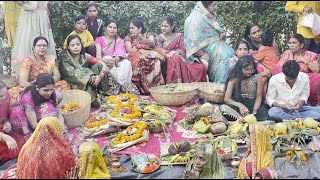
[184,82,225,103]
[59,90,91,129]
[149,84,198,106]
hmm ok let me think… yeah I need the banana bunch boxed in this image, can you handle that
[169,152,190,163]
[193,120,211,133]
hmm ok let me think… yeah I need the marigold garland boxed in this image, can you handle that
[62,103,82,113]
[108,93,138,105]
[85,114,109,128]
[113,121,147,145]
[111,103,142,121]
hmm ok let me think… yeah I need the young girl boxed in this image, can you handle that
[224,40,250,81]
[63,15,96,56]
[223,55,269,120]
[0,80,25,165]
[9,73,67,140]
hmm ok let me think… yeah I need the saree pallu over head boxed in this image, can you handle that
[184,1,234,83]
[79,142,111,179]
[237,123,275,179]
[186,143,225,179]
[16,117,76,179]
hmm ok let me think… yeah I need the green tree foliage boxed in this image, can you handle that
[1,1,297,74]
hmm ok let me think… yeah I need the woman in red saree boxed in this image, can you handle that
[155,16,207,84]
[124,18,164,95]
[16,117,76,179]
[0,80,25,165]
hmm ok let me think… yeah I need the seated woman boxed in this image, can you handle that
[243,22,262,53]
[9,73,67,141]
[8,36,70,105]
[184,1,234,83]
[183,143,224,179]
[0,80,25,165]
[78,142,111,179]
[95,18,133,88]
[125,18,164,95]
[223,55,269,121]
[237,123,275,179]
[16,117,76,179]
[155,16,207,84]
[224,40,250,81]
[59,34,121,107]
[63,15,96,57]
[273,33,320,105]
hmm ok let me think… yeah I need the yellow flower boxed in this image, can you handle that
[108,93,138,105]
[111,103,141,121]
[300,151,307,161]
[113,121,147,145]
[286,149,294,160]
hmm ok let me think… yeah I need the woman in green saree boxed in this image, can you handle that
[59,34,121,106]
[184,1,234,83]
[183,143,224,179]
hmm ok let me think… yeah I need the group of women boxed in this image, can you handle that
[1,0,320,179]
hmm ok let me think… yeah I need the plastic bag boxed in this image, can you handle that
[300,13,320,36]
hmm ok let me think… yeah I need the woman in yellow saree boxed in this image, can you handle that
[79,141,111,179]
[237,123,275,179]
[16,117,76,179]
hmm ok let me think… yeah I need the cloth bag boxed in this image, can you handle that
[300,13,320,36]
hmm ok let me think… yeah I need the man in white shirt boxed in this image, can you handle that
[266,60,320,121]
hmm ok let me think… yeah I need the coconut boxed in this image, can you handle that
[197,103,215,116]
[303,117,319,129]
[209,122,227,135]
[244,114,257,124]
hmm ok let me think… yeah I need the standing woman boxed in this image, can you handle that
[12,1,56,76]
[155,16,207,84]
[95,18,133,87]
[184,1,235,83]
[124,18,164,95]
[60,34,121,106]
[0,80,25,165]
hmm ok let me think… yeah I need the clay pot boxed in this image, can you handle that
[230,156,241,168]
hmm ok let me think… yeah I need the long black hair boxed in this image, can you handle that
[225,55,257,101]
[162,16,176,33]
[23,73,55,106]
[130,18,146,34]
[104,18,118,54]
[243,22,260,42]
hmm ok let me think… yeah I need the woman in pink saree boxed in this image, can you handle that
[273,34,320,105]
[9,73,66,141]
[95,18,133,87]
[155,16,207,84]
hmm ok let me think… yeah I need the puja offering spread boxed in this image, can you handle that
[107,93,138,106]
[111,121,149,152]
[109,102,142,124]
[131,153,160,173]
[61,102,83,113]
[213,136,238,160]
